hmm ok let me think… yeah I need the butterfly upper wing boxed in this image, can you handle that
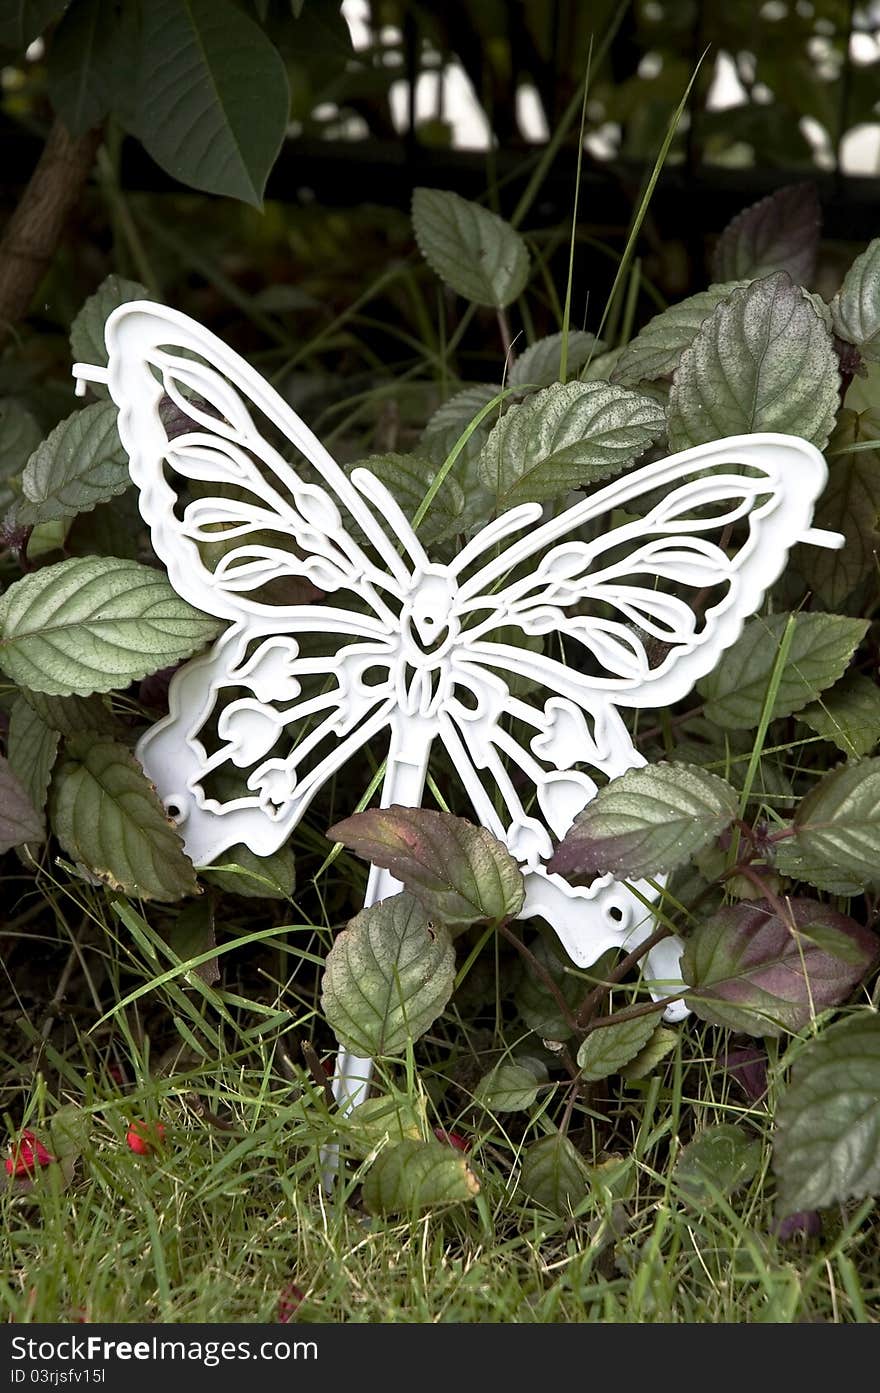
[452,434,842,709]
[88,301,418,627]
[75,302,429,860]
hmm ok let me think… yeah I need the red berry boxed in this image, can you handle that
[433,1127,471,1153]
[126,1121,166,1155]
[4,1129,55,1177]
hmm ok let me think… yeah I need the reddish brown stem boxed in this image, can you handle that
[498,921,580,1036]
[575,924,673,1028]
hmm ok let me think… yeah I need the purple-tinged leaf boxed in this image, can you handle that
[547,762,738,882]
[773,1210,821,1241]
[721,1043,768,1102]
[327,806,524,929]
[712,183,821,285]
[0,754,44,851]
[682,899,878,1037]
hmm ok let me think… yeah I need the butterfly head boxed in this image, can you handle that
[401,566,461,666]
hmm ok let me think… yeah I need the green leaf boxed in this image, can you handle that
[675,1125,762,1207]
[831,238,880,362]
[20,688,118,736]
[0,556,220,696]
[619,1025,678,1081]
[51,738,199,900]
[548,762,738,882]
[345,452,466,546]
[0,1,64,49]
[577,1012,659,1081]
[202,842,295,899]
[0,752,43,851]
[712,184,820,284]
[611,282,746,387]
[810,414,880,608]
[69,276,151,389]
[0,399,42,508]
[345,1091,425,1158]
[774,759,880,892]
[136,0,290,206]
[799,676,880,759]
[698,613,868,730]
[514,935,581,1042]
[16,403,129,525]
[48,1102,91,1190]
[519,1132,589,1215]
[477,380,665,507]
[667,272,840,452]
[361,1138,479,1215]
[6,697,58,823]
[474,1061,545,1112]
[327,807,524,929]
[167,898,218,984]
[321,892,455,1057]
[774,1014,880,1214]
[46,0,119,138]
[412,188,530,309]
[508,331,604,389]
[682,899,877,1037]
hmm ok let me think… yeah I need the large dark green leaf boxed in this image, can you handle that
[774,1014,880,1214]
[799,676,880,759]
[667,273,839,452]
[136,0,290,206]
[47,0,119,137]
[0,1,64,49]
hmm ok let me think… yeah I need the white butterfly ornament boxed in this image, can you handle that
[74,302,844,1109]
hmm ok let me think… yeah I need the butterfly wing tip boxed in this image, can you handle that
[799,527,846,550]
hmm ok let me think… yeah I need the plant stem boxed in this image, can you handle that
[498,922,580,1035]
[0,119,102,337]
[575,925,673,1028]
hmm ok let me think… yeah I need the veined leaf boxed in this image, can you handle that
[321,892,455,1057]
[0,556,221,695]
[361,1139,479,1215]
[799,676,880,758]
[774,1014,880,1213]
[70,275,151,388]
[698,612,868,730]
[682,899,877,1037]
[327,806,524,929]
[0,1,64,48]
[478,379,665,506]
[611,281,746,387]
[667,272,839,452]
[17,402,129,525]
[0,752,44,851]
[519,1132,589,1215]
[51,738,199,900]
[412,188,529,309]
[712,184,820,284]
[509,331,604,388]
[619,1025,678,1081]
[136,0,289,206]
[831,238,880,362]
[675,1125,762,1207]
[547,762,738,881]
[774,758,880,891]
[47,0,118,137]
[6,697,58,824]
[474,1061,545,1112]
[577,1013,659,1081]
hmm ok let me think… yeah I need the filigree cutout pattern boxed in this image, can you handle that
[74,302,843,1106]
